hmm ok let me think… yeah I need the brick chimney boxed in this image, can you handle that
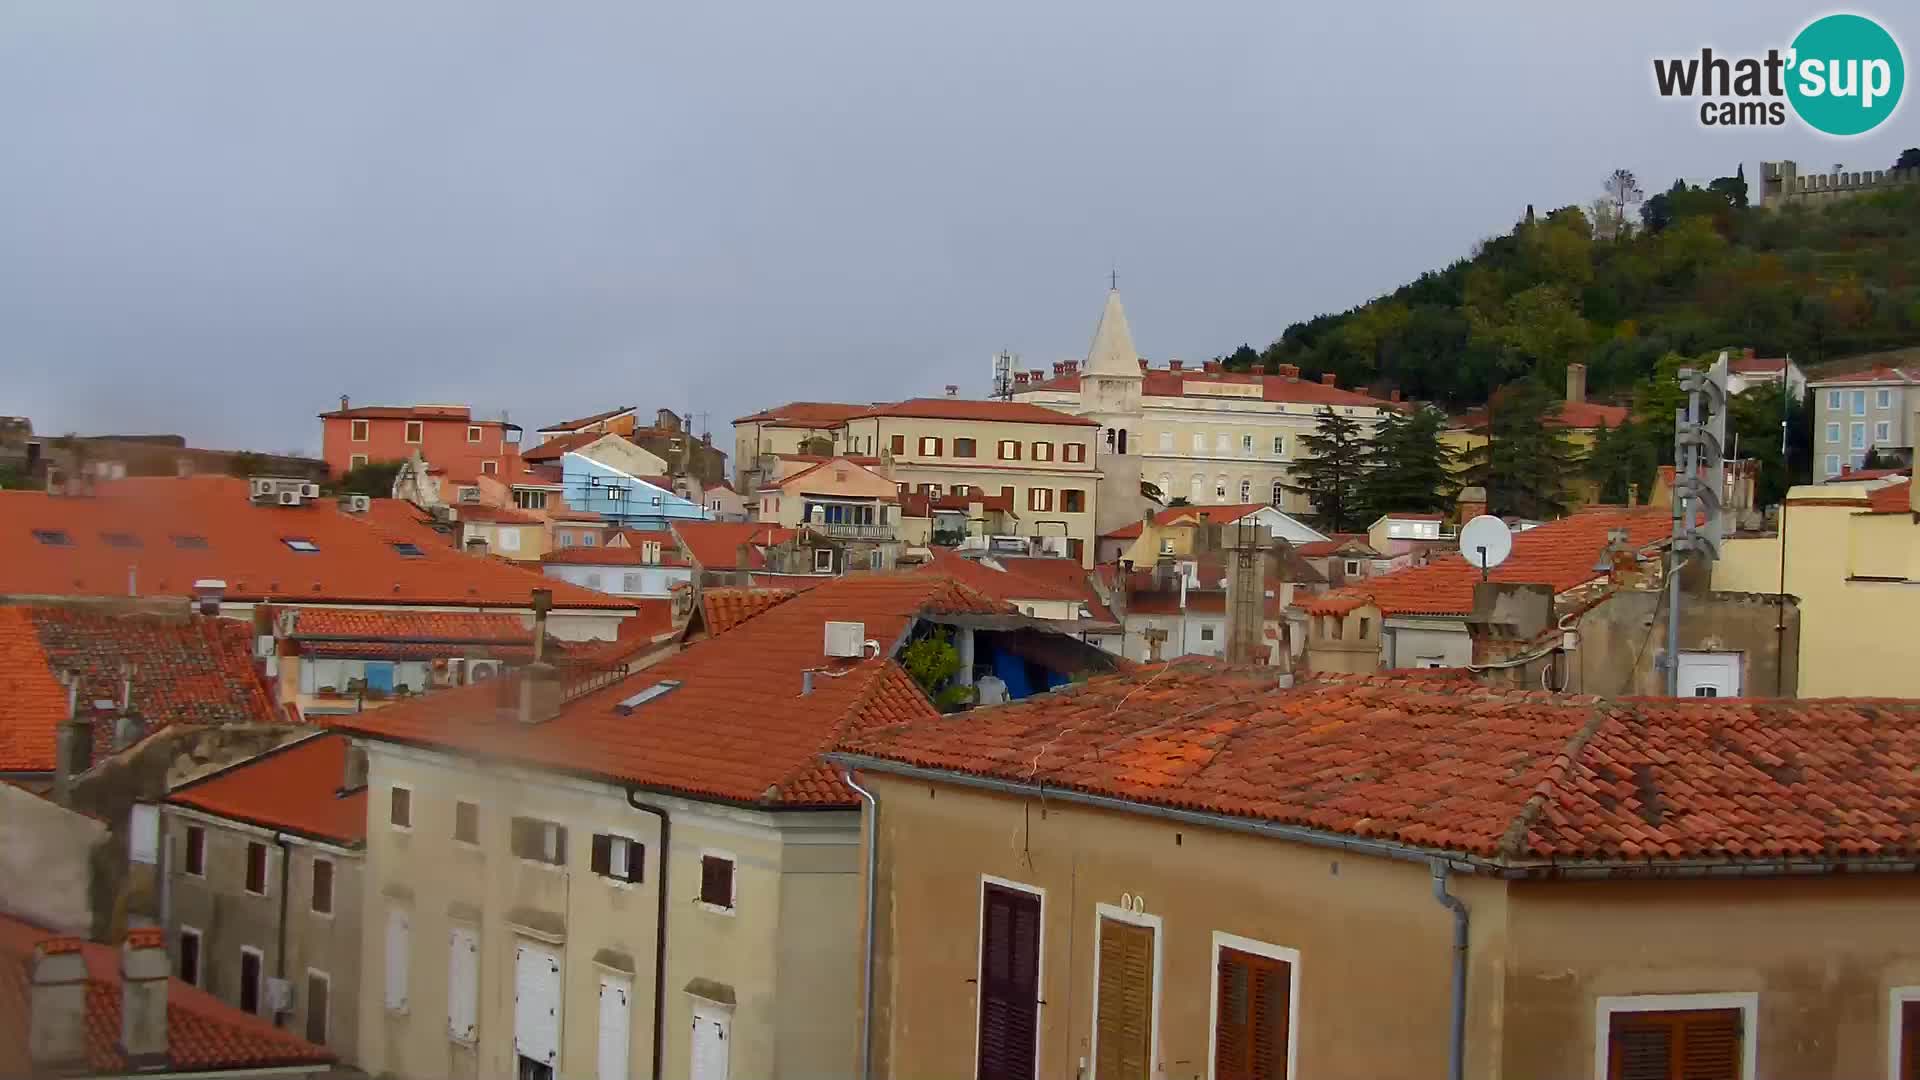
[1203,361,1222,373]
[1320,373,1337,387]
[1051,361,1065,377]
[30,938,89,1071]
[338,395,350,412]
[1168,360,1184,371]
[1566,362,1587,405]
[518,589,563,726]
[1137,359,1149,372]
[1061,360,1079,376]
[1456,485,1488,524]
[1278,364,1299,380]
[120,928,169,1068]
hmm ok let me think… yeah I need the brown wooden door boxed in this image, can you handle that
[1215,947,1290,1080]
[1094,917,1155,1080]
[977,883,1041,1080]
[1606,1008,1741,1080]
[1901,1001,1920,1080]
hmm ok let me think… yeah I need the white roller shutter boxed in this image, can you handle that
[514,942,563,1067]
[383,909,410,1012]
[129,805,159,864]
[596,974,632,1080]
[691,1003,730,1080]
[447,927,479,1043]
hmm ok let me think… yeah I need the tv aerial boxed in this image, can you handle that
[1457,515,1512,582]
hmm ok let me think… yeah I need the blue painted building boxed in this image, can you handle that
[560,452,711,528]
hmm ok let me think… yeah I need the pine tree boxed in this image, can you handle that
[1462,381,1578,520]
[1285,406,1369,532]
[1582,419,1656,505]
[1355,406,1458,519]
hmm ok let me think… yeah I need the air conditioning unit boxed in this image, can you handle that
[348,494,372,513]
[459,488,481,504]
[251,477,275,497]
[301,482,321,498]
[278,491,302,506]
[824,621,868,658]
[1038,536,1069,558]
[467,660,503,683]
[264,977,293,1014]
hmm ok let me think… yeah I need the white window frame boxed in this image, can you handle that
[1158,432,1173,452]
[1215,433,1230,453]
[1853,390,1868,416]
[1877,389,1893,410]
[179,925,203,986]
[310,856,334,917]
[449,924,480,1044]
[1826,454,1842,478]
[697,848,738,916]
[1344,559,1362,576]
[350,453,369,470]
[390,784,414,832]
[1206,931,1300,1080]
[1591,991,1757,1080]
[305,967,331,1044]
[1827,389,1843,411]
[349,419,370,442]
[405,420,425,444]
[1088,902,1163,1080]
[1889,986,1920,1080]
[385,907,411,1014]
[1876,420,1891,445]
[1826,422,1842,444]
[468,425,483,443]
[1272,435,1285,457]
[813,548,834,574]
[1239,479,1251,502]
[1853,423,1868,450]
[974,875,1045,1080]
[919,436,940,456]
[239,945,265,1015]
[1241,433,1253,453]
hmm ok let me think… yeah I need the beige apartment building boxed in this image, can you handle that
[731,402,875,490]
[1016,288,1400,519]
[836,398,1103,565]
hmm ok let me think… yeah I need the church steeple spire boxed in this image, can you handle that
[1085,287,1142,379]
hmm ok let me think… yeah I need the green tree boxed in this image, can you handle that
[0,463,27,490]
[336,459,405,498]
[1895,148,1920,171]
[1582,419,1656,505]
[1285,406,1370,532]
[1355,407,1457,518]
[900,627,973,711]
[1462,381,1578,520]
[1727,382,1809,504]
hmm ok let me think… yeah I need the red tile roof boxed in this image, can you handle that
[1294,534,1377,558]
[734,401,874,428]
[0,476,627,610]
[1450,399,1630,432]
[522,431,605,463]
[671,521,799,571]
[851,398,1100,426]
[843,664,1920,866]
[1358,507,1670,616]
[318,403,481,422]
[1729,356,1789,374]
[919,551,1108,617]
[1021,368,1395,408]
[899,491,1015,517]
[1299,592,1375,616]
[537,405,636,433]
[699,588,799,635]
[1867,478,1914,513]
[1809,366,1919,386]
[0,607,279,773]
[1104,503,1276,539]
[0,914,334,1075]
[288,608,530,644]
[332,575,1013,806]
[168,733,367,845]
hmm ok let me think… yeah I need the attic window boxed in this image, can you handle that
[391,542,425,557]
[32,529,73,546]
[613,680,682,715]
[172,534,210,549]
[100,531,142,548]
[283,538,320,553]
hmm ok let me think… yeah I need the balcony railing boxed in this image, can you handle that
[815,522,893,540]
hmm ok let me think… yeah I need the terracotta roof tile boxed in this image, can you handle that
[671,521,798,571]
[168,733,366,845]
[1299,591,1374,616]
[1729,356,1788,374]
[1022,369,1395,408]
[0,607,279,772]
[332,575,1011,806]
[734,401,873,427]
[536,405,636,433]
[0,913,333,1075]
[851,398,1100,426]
[317,403,477,422]
[289,608,531,644]
[1450,400,1630,431]
[1809,366,1919,386]
[918,551,1111,620]
[1294,534,1377,558]
[523,432,605,463]
[699,588,799,635]
[1359,507,1669,616]
[0,476,626,610]
[844,664,1920,865]
[1866,478,1913,513]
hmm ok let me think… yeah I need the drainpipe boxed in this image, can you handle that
[274,834,292,1025]
[842,769,879,1080]
[623,790,671,1080]
[1429,860,1468,1080]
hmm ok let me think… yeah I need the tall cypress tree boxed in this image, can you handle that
[1285,406,1369,532]
[1356,406,1459,519]
[1462,381,1578,520]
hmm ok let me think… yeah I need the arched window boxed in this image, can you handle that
[1271,479,1285,507]
[1104,428,1118,452]
[1214,475,1228,501]
[1116,429,1128,454]
[1239,478,1251,502]
[1158,473,1173,499]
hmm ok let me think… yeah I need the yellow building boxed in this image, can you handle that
[1440,364,1626,509]
[1713,474,1917,697]
[1015,289,1400,522]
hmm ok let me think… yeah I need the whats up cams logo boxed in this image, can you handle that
[1654,13,1904,135]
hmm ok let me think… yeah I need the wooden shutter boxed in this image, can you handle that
[691,1002,731,1080]
[976,884,1041,1080]
[305,973,329,1044]
[598,974,633,1080]
[1095,918,1154,1080]
[384,909,410,1012]
[1214,947,1290,1080]
[1606,1008,1740,1080]
[514,942,562,1066]
[1902,1001,1920,1080]
[592,834,612,876]
[448,927,479,1042]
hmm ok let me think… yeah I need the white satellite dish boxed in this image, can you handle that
[1457,515,1512,581]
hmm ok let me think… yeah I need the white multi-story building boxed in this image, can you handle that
[1809,366,1919,480]
[1014,289,1399,535]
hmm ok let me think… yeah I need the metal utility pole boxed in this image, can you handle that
[1666,352,1730,694]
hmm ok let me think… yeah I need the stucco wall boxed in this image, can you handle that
[0,785,109,936]
[1569,588,1799,698]
[1502,876,1920,1078]
[355,741,859,1080]
[1384,619,1472,669]
[862,775,1509,1080]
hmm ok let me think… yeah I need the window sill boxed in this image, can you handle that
[697,901,737,918]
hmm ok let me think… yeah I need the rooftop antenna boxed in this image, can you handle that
[1457,515,1512,583]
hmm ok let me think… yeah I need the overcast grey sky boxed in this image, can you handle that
[2,2,1910,455]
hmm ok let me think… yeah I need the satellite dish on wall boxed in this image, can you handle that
[1457,515,1512,581]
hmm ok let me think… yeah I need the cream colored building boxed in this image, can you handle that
[1713,474,1917,697]
[731,403,874,491]
[1016,289,1399,522]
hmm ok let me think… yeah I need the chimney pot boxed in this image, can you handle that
[1203,361,1222,373]
[119,929,169,1067]
[1169,360,1183,371]
[1251,362,1266,375]
[1137,359,1149,372]
[1566,362,1588,405]
[1320,373,1337,386]
[31,939,90,1071]
[339,395,350,412]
